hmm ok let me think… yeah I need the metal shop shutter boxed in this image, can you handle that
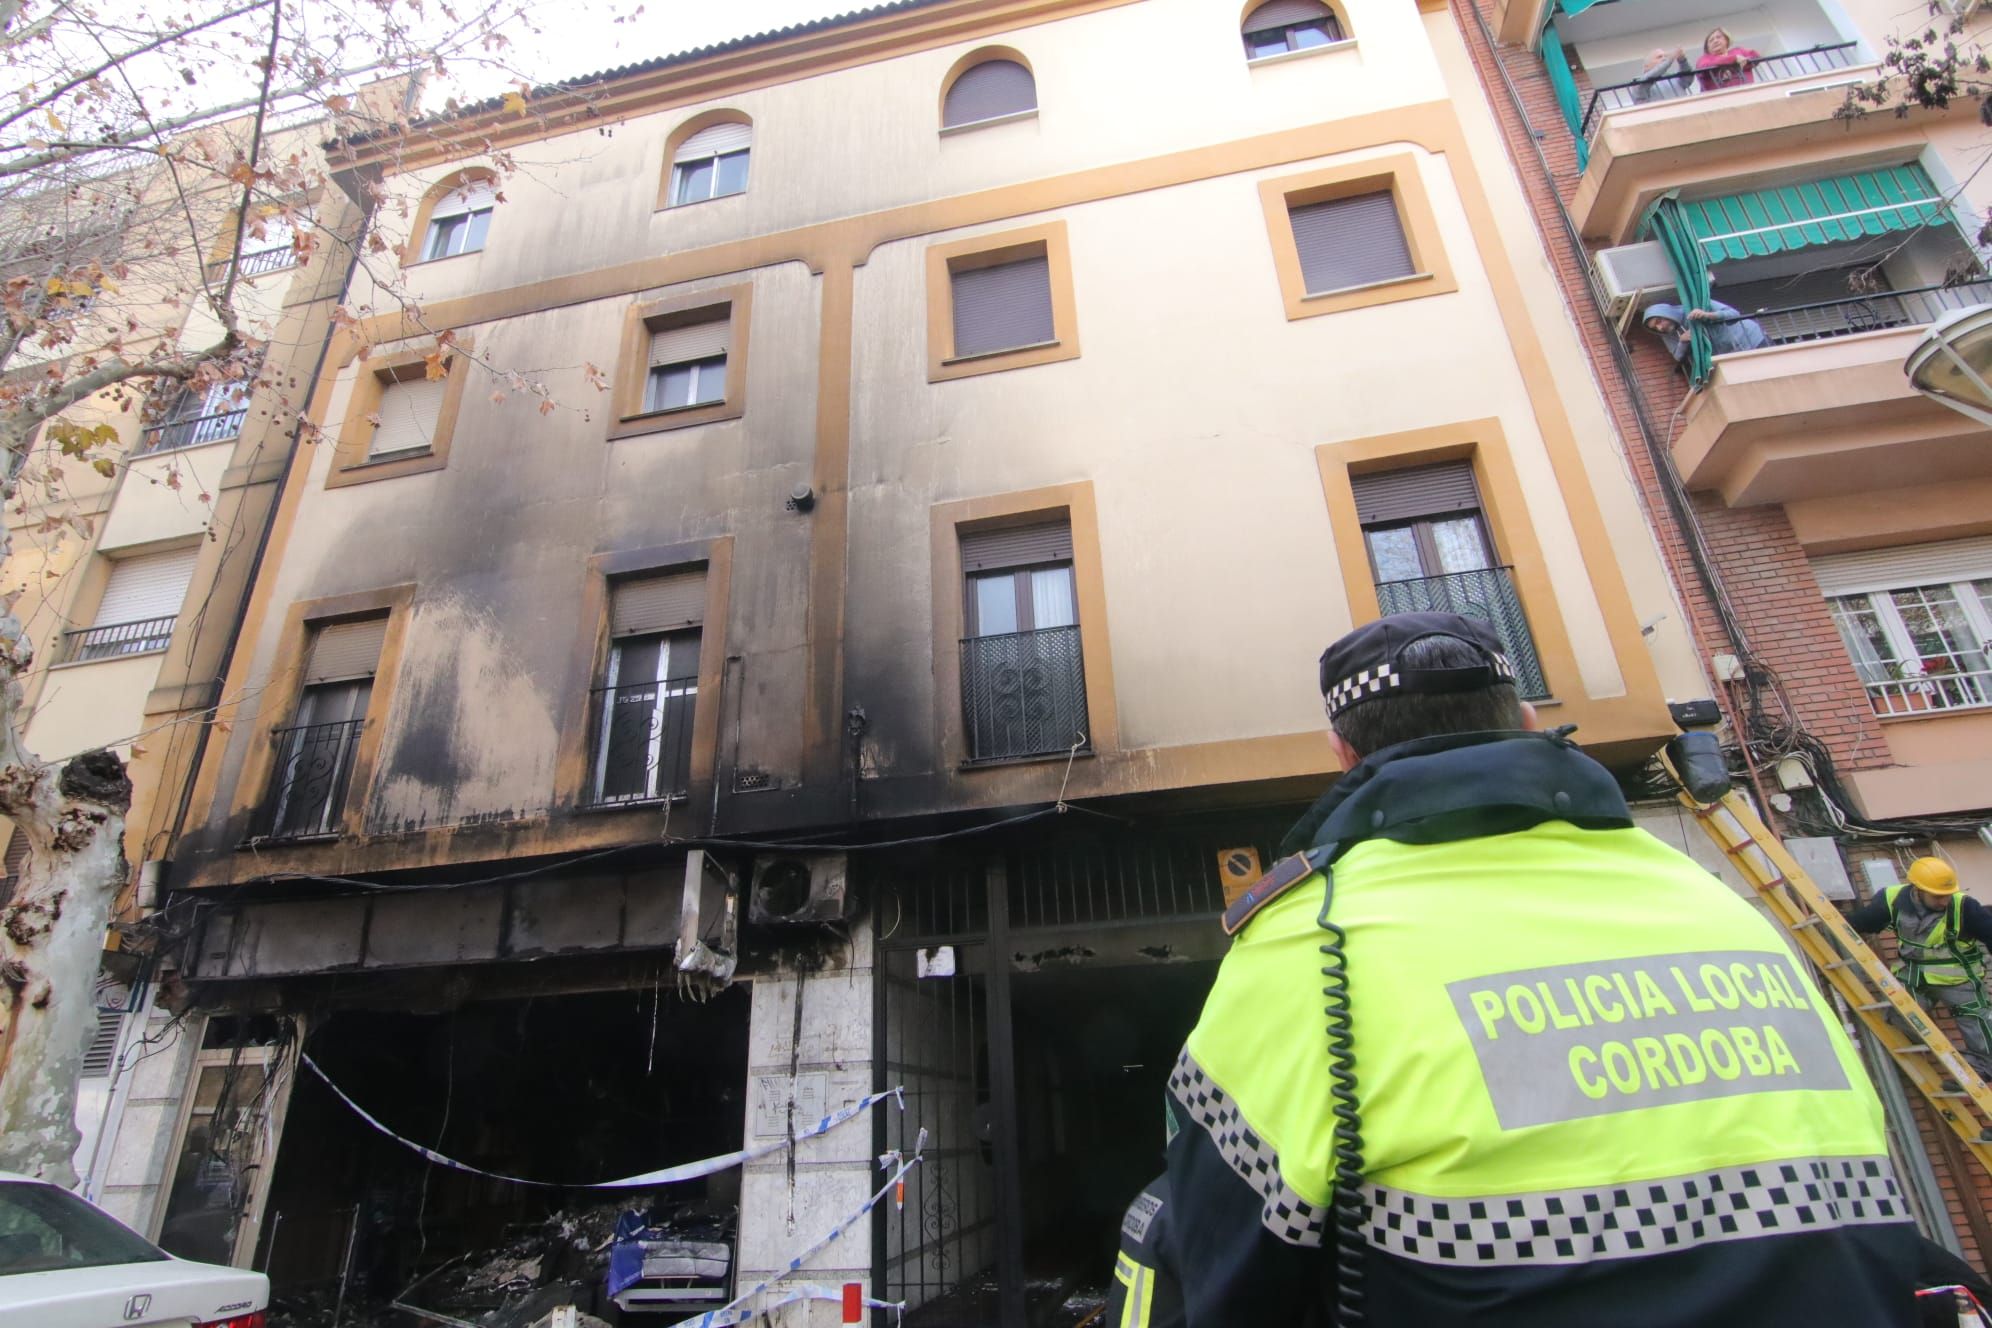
[1350,461,1480,526]
[1810,536,1992,597]
[369,376,447,457]
[305,616,389,684]
[676,122,752,160]
[94,546,198,627]
[648,312,732,367]
[943,60,1037,128]
[961,519,1073,572]
[951,256,1054,358]
[1291,190,1415,295]
[1245,0,1335,31]
[612,570,706,637]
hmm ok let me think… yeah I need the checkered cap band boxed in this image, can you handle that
[1168,1048,1329,1247]
[1366,1156,1906,1266]
[1324,649,1517,716]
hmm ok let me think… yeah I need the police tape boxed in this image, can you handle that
[299,1052,904,1189]
[671,1131,927,1328]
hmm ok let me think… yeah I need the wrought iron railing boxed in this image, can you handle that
[140,408,246,454]
[1580,41,1860,136]
[1861,668,1992,717]
[61,615,177,663]
[1714,279,1992,349]
[1373,566,1550,700]
[589,676,698,805]
[232,246,298,278]
[960,625,1091,763]
[260,718,364,840]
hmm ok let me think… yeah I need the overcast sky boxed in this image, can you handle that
[489,0,855,97]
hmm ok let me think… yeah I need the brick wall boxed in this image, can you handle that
[1448,0,1991,1265]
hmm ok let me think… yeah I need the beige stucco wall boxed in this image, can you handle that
[23,653,159,764]
[98,441,235,552]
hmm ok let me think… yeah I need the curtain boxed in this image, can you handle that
[1643,196,1716,386]
[1538,27,1590,172]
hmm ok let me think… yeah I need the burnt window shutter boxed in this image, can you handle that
[950,256,1055,358]
[961,519,1073,572]
[1351,461,1480,526]
[612,570,706,637]
[1290,191,1416,295]
[942,60,1037,128]
[305,616,389,684]
[648,311,731,367]
[1245,0,1336,31]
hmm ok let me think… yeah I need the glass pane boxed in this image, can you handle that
[972,574,1020,637]
[601,690,659,800]
[658,691,697,794]
[1247,31,1287,57]
[644,367,671,413]
[297,679,371,725]
[1828,596,1895,685]
[715,150,750,197]
[425,215,462,260]
[662,629,702,684]
[462,209,491,254]
[658,365,695,411]
[692,356,727,405]
[615,636,664,686]
[1366,526,1425,583]
[1429,517,1493,574]
[0,1181,169,1274]
[157,1063,269,1265]
[1889,585,1990,706]
[1292,22,1332,47]
[674,159,715,204]
[1029,567,1077,629]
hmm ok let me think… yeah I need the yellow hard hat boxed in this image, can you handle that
[1908,857,1960,896]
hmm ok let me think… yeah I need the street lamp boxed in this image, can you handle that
[1905,303,1992,427]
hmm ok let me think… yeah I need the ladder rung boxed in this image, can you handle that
[1821,959,1853,970]
[1855,1001,1890,1012]
[1787,916,1823,929]
[1890,1045,1933,1054]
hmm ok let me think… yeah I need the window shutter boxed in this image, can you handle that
[306,616,388,684]
[1,831,28,905]
[94,546,198,627]
[648,312,732,366]
[1351,462,1480,526]
[961,519,1073,572]
[612,571,706,637]
[951,256,1055,358]
[81,1009,123,1078]
[1291,191,1416,295]
[434,179,495,217]
[1245,0,1333,29]
[370,376,447,457]
[676,122,752,160]
[1810,537,1992,597]
[943,60,1037,127]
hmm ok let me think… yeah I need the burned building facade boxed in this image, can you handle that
[89,0,1766,1320]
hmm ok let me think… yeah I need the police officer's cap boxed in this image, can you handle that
[1318,612,1518,718]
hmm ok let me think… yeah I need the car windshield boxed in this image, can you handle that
[0,1181,171,1275]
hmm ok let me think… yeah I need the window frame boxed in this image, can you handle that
[939,50,1040,133]
[1241,1,1349,61]
[612,286,752,439]
[670,148,751,206]
[1827,578,1992,717]
[656,114,754,212]
[421,191,492,262]
[402,170,498,267]
[328,336,474,487]
[926,220,1080,382]
[590,627,702,805]
[1259,154,1457,320]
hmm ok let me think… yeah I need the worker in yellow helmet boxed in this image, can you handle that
[1151,612,1929,1325]
[1848,856,1992,1081]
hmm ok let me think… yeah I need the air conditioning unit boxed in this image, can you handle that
[1593,240,1677,320]
[749,852,849,926]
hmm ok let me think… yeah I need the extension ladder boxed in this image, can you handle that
[1673,781,1992,1175]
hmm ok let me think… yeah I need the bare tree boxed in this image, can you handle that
[0,0,621,1185]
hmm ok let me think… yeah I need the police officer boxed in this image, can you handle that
[1157,613,1926,1325]
[1848,856,1992,1081]
[1101,1175,1186,1328]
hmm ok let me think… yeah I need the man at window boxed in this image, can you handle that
[1642,299,1768,363]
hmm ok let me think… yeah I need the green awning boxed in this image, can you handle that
[1555,0,1609,14]
[1679,166,1952,263]
[1538,27,1589,171]
[1642,198,1715,387]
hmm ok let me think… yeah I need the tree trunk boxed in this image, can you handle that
[0,645,132,1185]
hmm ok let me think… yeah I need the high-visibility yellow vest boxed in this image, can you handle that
[1883,883,1986,988]
[1182,820,1900,1265]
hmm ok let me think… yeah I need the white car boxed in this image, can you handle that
[0,1173,266,1327]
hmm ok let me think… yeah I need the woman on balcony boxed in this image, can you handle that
[1695,27,1762,90]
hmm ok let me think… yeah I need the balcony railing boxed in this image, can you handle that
[259,718,364,841]
[232,246,299,278]
[1717,279,1992,350]
[961,625,1091,764]
[1373,566,1550,700]
[1580,41,1859,137]
[60,615,177,664]
[139,408,246,454]
[1860,667,1992,717]
[589,676,698,805]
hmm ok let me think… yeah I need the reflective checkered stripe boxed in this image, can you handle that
[1323,651,1517,715]
[1168,1049,1330,1247]
[1365,1155,1906,1266]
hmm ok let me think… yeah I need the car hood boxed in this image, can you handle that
[0,1257,267,1326]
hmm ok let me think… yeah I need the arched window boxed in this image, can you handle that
[670,120,751,206]
[1242,0,1345,59]
[942,58,1037,130]
[421,178,495,261]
